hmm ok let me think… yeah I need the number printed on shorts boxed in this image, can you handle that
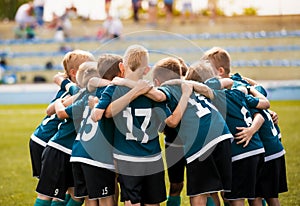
[102,187,108,195]
[123,107,151,143]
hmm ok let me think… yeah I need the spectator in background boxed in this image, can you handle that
[132,0,141,23]
[0,57,7,83]
[48,7,76,42]
[105,0,112,18]
[147,0,158,27]
[180,0,195,24]
[33,0,45,27]
[164,0,173,25]
[97,15,123,41]
[14,1,36,39]
[208,0,218,25]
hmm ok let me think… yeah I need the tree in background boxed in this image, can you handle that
[0,0,31,20]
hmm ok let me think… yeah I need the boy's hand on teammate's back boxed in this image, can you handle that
[235,126,254,147]
[269,110,279,125]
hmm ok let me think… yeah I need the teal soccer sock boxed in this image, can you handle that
[64,194,71,203]
[223,202,230,206]
[66,198,83,206]
[34,198,52,206]
[167,196,181,206]
[51,200,65,206]
[262,199,267,206]
[206,196,215,206]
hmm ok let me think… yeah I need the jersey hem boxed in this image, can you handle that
[231,148,265,162]
[264,149,286,162]
[113,153,162,162]
[70,157,115,170]
[186,133,233,164]
[47,141,72,155]
[31,134,47,147]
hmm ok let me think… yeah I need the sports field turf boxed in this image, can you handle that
[0,101,299,205]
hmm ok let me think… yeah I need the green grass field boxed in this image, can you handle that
[0,101,299,205]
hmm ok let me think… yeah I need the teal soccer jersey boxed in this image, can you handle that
[31,80,79,146]
[96,85,170,162]
[158,84,233,164]
[210,88,265,162]
[69,87,115,170]
[258,109,285,162]
[47,89,85,154]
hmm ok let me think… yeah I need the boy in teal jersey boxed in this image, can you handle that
[54,55,121,206]
[33,51,96,206]
[202,47,280,206]
[185,60,270,206]
[29,50,94,179]
[231,79,288,206]
[54,54,151,206]
[111,56,233,206]
[92,45,175,206]
[202,46,279,129]
[152,57,233,206]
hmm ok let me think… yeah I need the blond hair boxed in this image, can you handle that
[62,49,95,79]
[123,45,149,72]
[185,60,215,82]
[76,61,99,88]
[202,47,231,76]
[153,57,182,83]
[98,54,123,80]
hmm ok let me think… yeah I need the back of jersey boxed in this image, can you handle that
[111,86,169,161]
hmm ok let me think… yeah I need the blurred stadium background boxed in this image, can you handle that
[0,0,300,103]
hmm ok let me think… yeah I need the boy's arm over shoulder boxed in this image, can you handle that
[91,107,105,122]
[54,72,79,95]
[46,94,71,116]
[111,77,136,88]
[185,80,214,99]
[165,82,193,128]
[248,86,270,109]
[53,72,67,86]
[54,98,69,119]
[144,87,167,102]
[105,80,153,118]
[87,77,111,92]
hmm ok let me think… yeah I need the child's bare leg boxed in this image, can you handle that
[210,192,220,206]
[248,197,263,206]
[190,194,208,206]
[99,195,115,206]
[229,199,245,206]
[266,198,280,206]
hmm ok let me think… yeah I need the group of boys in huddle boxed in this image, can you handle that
[29,44,288,206]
